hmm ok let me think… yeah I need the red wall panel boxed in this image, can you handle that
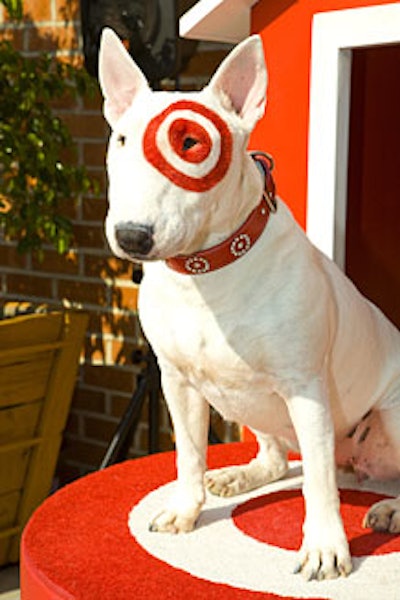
[250,0,395,228]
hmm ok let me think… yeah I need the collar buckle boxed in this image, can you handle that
[250,151,277,213]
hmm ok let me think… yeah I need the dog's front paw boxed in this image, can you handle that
[294,528,352,580]
[363,497,400,533]
[149,491,203,534]
[149,508,198,534]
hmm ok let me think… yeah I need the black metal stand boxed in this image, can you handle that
[100,346,161,469]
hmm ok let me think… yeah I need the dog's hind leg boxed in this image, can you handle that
[205,432,288,497]
[360,405,400,533]
[363,497,400,533]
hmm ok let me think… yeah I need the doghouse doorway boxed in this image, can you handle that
[346,45,400,330]
[307,4,400,331]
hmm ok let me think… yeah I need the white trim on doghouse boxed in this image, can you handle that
[307,3,400,268]
[180,0,259,43]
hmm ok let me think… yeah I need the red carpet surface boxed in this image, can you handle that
[21,443,400,599]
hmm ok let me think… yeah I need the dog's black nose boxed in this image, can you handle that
[115,223,154,256]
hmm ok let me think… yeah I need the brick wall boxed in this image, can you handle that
[0,0,233,485]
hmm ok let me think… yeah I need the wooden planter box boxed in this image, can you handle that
[0,310,88,565]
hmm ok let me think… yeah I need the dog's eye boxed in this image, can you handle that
[117,134,126,147]
[182,137,198,151]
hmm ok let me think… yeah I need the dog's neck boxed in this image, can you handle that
[166,153,276,275]
[185,152,265,258]
[206,159,263,248]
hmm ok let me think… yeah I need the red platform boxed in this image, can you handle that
[21,443,400,600]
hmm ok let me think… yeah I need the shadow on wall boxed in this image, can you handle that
[252,0,298,30]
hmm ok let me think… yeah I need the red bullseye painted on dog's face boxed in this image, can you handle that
[143,100,233,192]
[168,119,212,164]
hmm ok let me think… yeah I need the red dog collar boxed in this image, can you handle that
[165,152,276,275]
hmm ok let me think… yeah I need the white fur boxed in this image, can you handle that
[99,28,400,581]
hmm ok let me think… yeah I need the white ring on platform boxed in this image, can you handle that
[128,462,400,600]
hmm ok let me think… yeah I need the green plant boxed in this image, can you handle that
[0,5,99,255]
[1,0,22,20]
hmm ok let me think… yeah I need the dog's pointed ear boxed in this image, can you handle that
[99,28,150,127]
[208,35,267,131]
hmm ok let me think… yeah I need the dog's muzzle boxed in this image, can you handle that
[114,223,154,258]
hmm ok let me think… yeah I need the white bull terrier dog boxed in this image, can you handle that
[99,28,400,580]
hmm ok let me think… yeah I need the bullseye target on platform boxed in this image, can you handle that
[143,100,233,191]
[21,444,400,600]
[129,461,400,600]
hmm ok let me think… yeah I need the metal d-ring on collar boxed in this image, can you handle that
[250,150,277,214]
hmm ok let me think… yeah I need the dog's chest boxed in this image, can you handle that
[138,268,294,431]
[144,287,255,381]
[154,308,285,427]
